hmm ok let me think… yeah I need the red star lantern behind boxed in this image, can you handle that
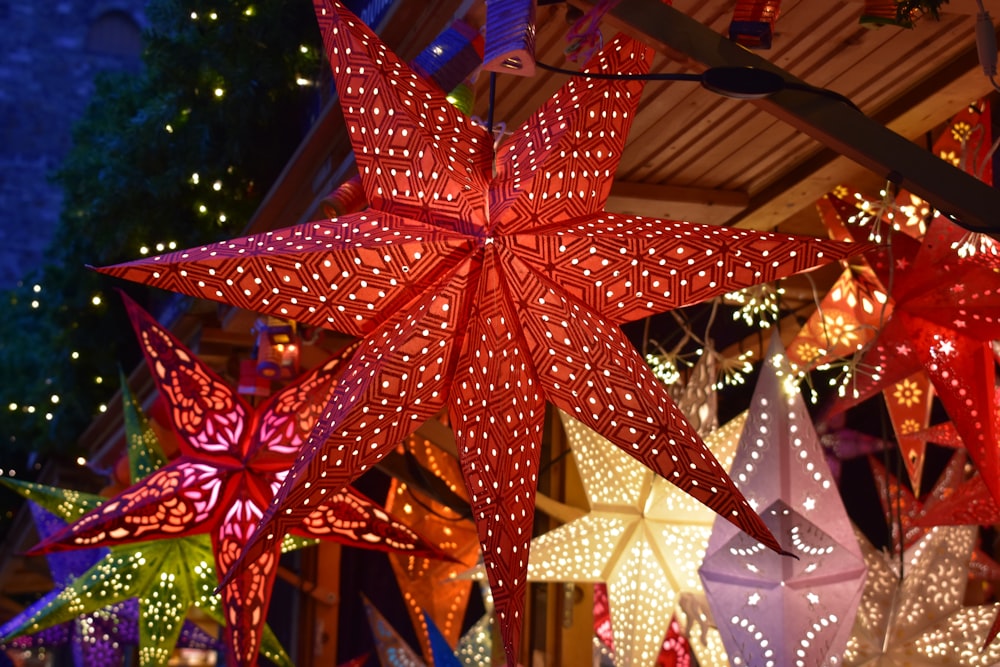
[844,215,1000,506]
[33,295,444,667]
[96,2,865,661]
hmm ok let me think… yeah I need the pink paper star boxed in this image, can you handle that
[95,2,864,661]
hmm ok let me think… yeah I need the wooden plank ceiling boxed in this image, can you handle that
[471,0,995,233]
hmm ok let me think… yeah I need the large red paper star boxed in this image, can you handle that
[34,295,443,666]
[95,2,864,661]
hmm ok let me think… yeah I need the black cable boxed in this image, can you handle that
[487,71,497,136]
[536,60,861,112]
[536,59,701,82]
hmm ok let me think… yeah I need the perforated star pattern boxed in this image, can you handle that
[96,2,864,661]
[700,336,866,667]
[523,411,746,667]
[33,295,444,666]
[843,526,1000,666]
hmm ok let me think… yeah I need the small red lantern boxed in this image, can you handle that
[859,0,914,27]
[254,316,300,380]
[729,0,781,49]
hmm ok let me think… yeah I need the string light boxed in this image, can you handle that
[645,352,681,385]
[714,350,755,390]
[724,284,785,329]
[952,231,999,259]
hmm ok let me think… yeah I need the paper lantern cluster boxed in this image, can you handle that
[1,380,289,667]
[93,1,867,663]
[11,2,1000,666]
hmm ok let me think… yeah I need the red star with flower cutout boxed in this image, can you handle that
[33,294,444,667]
[843,213,1000,507]
[95,2,865,661]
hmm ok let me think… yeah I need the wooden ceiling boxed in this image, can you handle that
[470,0,997,234]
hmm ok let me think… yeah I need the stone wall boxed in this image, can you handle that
[0,0,146,288]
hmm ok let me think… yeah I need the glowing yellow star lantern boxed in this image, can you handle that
[843,525,1000,665]
[523,411,746,667]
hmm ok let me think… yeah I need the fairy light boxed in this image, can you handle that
[715,350,755,390]
[213,87,224,98]
[952,231,999,259]
[212,180,222,191]
[645,352,681,385]
[91,295,102,306]
[724,284,785,329]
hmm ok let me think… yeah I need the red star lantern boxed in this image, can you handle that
[843,214,1000,507]
[869,452,966,551]
[915,472,1000,529]
[804,191,936,491]
[33,294,444,667]
[96,2,865,661]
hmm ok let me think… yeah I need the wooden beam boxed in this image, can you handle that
[733,34,995,230]
[608,181,748,225]
[596,0,1000,236]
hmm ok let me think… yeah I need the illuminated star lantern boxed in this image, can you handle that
[95,1,864,661]
[384,434,481,663]
[785,261,886,371]
[1,381,290,667]
[668,350,719,438]
[700,336,866,667]
[841,213,1000,508]
[843,525,1000,665]
[915,473,1000,529]
[33,295,445,667]
[524,411,747,667]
